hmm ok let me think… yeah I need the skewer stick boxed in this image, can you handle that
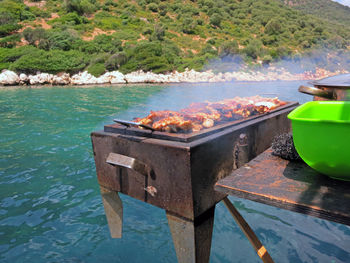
[222,197,274,263]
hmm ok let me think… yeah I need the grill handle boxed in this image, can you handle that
[106,153,149,177]
[298,85,335,100]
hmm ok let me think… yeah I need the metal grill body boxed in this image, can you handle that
[91,102,298,263]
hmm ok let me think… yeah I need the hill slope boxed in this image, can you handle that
[280,0,350,27]
[1,0,350,76]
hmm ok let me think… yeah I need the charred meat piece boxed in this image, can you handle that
[133,96,286,133]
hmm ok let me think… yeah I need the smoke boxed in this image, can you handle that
[204,49,350,76]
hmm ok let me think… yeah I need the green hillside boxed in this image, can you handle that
[279,0,350,27]
[1,0,350,76]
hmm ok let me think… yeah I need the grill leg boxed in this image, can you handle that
[100,186,123,238]
[166,206,215,263]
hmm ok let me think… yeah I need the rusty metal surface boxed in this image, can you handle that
[190,106,294,217]
[91,132,194,219]
[104,102,298,142]
[215,148,350,226]
[91,104,296,220]
[166,206,215,263]
[313,86,350,101]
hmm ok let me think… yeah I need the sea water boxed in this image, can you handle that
[0,82,349,262]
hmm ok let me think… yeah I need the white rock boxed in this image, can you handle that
[29,73,54,85]
[100,71,126,84]
[125,71,154,83]
[52,73,70,85]
[19,73,28,82]
[95,74,109,84]
[70,71,98,85]
[0,70,19,85]
[18,73,28,84]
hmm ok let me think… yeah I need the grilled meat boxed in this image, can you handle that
[133,96,286,133]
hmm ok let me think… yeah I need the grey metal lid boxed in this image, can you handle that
[310,73,350,88]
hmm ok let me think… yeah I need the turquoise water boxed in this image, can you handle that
[0,82,349,263]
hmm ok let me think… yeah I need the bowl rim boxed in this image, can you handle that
[288,101,350,125]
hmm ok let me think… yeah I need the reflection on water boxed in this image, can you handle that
[0,82,349,263]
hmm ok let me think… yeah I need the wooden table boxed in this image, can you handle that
[215,148,350,226]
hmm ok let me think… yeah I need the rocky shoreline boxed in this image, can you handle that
[0,68,348,86]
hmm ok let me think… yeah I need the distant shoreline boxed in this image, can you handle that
[0,68,348,87]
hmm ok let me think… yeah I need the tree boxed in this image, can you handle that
[210,13,222,27]
[219,40,239,57]
[22,27,47,46]
[182,17,197,34]
[105,52,128,70]
[65,0,96,15]
[0,12,21,37]
[47,30,79,51]
[153,23,165,40]
[265,19,282,35]
[243,39,263,59]
[147,3,158,12]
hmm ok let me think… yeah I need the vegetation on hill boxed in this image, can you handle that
[0,0,350,76]
[279,0,350,27]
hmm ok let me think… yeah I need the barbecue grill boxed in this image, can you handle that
[91,101,298,263]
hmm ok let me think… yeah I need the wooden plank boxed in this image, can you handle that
[223,197,274,263]
[215,149,350,226]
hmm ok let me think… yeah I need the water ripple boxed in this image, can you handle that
[0,84,349,263]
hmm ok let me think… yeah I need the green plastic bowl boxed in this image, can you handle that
[288,101,350,181]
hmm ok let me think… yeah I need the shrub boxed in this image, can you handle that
[148,3,158,12]
[197,18,204,25]
[87,62,106,76]
[219,40,239,57]
[81,0,97,14]
[28,6,50,18]
[182,17,197,34]
[9,49,88,74]
[65,0,97,15]
[90,53,109,64]
[0,11,22,37]
[0,46,36,70]
[91,34,123,53]
[105,0,118,7]
[105,52,128,70]
[261,35,277,46]
[46,30,79,51]
[146,0,159,4]
[262,55,273,65]
[49,12,85,26]
[210,13,222,27]
[243,39,263,59]
[207,38,216,45]
[152,23,165,41]
[159,3,167,16]
[200,43,218,56]
[22,27,47,46]
[120,41,172,73]
[74,41,97,54]
[301,40,311,49]
[143,28,153,35]
[0,34,21,48]
[265,19,283,35]
[137,0,146,7]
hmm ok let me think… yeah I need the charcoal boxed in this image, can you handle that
[271,133,301,161]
